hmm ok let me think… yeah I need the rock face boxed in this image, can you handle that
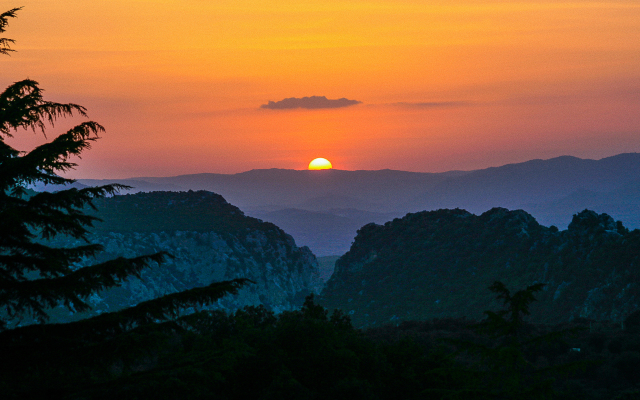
[45,191,323,322]
[320,208,640,327]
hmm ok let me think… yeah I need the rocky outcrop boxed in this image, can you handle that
[320,208,640,327]
[44,191,323,323]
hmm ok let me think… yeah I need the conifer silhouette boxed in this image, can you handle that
[0,7,248,331]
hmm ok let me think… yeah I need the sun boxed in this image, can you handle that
[308,158,333,170]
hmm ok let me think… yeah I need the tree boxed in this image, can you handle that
[0,7,247,332]
[0,8,18,56]
[481,281,546,340]
[440,281,589,399]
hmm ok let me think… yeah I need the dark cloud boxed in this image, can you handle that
[260,96,362,110]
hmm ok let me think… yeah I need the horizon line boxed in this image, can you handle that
[67,152,639,181]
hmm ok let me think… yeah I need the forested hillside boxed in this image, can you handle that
[321,207,640,327]
[37,190,323,323]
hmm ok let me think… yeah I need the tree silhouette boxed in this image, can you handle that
[0,8,247,331]
[482,281,546,340]
[0,8,18,56]
[437,281,584,399]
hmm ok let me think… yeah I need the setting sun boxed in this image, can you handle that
[308,158,333,170]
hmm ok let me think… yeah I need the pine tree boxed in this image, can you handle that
[0,7,247,331]
[0,8,18,56]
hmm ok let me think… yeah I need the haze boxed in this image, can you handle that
[3,1,639,178]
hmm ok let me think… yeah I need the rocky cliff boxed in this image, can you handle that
[320,208,640,327]
[45,191,323,322]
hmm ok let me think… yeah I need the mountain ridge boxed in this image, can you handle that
[38,191,324,324]
[319,207,640,327]
[36,153,640,256]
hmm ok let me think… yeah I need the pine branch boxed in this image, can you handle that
[19,185,131,240]
[0,8,20,55]
[0,122,104,191]
[85,278,253,332]
[0,79,88,137]
[0,185,131,272]
[24,121,103,171]
[0,278,252,340]
[0,252,172,326]
[0,243,103,279]
[0,139,20,159]
[0,8,20,31]
[0,122,116,208]
[0,38,15,55]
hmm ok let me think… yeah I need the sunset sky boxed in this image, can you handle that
[3,0,639,178]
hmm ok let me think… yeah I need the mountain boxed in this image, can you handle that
[76,168,467,213]
[71,153,640,256]
[527,180,640,228]
[40,191,323,323]
[405,153,640,220]
[250,208,400,256]
[319,207,640,328]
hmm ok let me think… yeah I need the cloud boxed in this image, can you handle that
[260,96,362,110]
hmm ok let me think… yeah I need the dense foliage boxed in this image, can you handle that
[3,288,640,399]
[321,207,640,327]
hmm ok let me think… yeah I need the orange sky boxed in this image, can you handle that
[2,0,639,178]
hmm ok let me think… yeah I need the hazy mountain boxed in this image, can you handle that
[249,208,400,256]
[320,207,640,328]
[31,181,88,192]
[75,179,185,193]
[73,153,640,257]
[527,179,640,228]
[316,255,341,282]
[77,169,467,212]
[405,154,640,217]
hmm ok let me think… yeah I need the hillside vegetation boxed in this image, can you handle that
[37,191,323,323]
[321,208,640,327]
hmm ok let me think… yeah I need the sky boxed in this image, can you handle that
[2,0,639,178]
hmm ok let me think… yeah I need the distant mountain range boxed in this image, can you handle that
[36,153,640,256]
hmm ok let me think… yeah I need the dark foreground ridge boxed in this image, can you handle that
[4,291,640,399]
[321,207,640,327]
